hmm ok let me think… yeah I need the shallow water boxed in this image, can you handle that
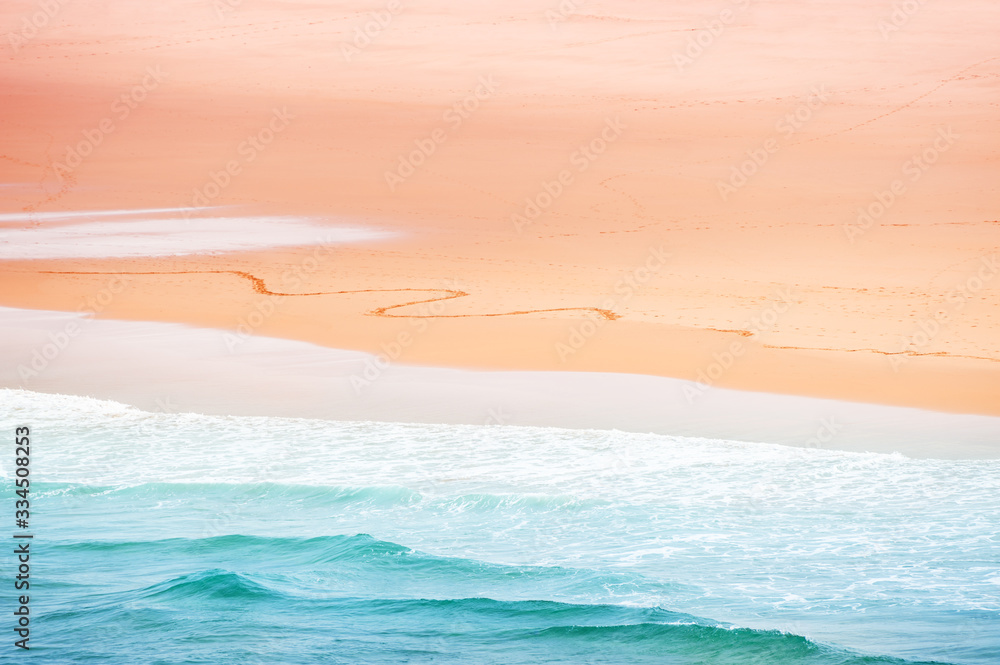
[2,389,997,663]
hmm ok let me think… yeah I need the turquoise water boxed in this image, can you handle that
[1,389,998,664]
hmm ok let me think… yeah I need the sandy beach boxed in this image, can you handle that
[4,3,1000,663]
[5,304,1000,459]
[2,0,999,420]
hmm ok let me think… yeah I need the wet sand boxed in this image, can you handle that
[4,305,999,459]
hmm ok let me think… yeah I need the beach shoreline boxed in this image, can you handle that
[1,0,998,441]
[1,244,998,419]
[3,305,998,460]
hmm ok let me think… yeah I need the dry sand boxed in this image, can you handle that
[1,1,998,417]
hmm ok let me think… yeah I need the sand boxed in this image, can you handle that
[4,305,999,460]
[1,0,998,418]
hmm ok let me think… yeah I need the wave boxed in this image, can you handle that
[31,480,604,514]
[50,533,690,604]
[43,568,954,665]
[5,390,997,664]
[39,481,425,506]
[41,533,971,664]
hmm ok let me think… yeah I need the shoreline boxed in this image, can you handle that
[2,247,998,419]
[2,0,998,430]
[3,305,997,460]
[1,2,998,663]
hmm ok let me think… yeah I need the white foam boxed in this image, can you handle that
[2,386,999,621]
[0,212,393,258]
[1,386,994,491]
[1,306,998,459]
[0,206,196,223]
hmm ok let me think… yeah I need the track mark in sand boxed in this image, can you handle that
[709,327,753,337]
[799,56,1000,144]
[587,170,675,234]
[684,57,1000,170]
[34,270,621,321]
[761,343,999,363]
[598,173,651,222]
[924,248,1000,290]
[1,133,76,214]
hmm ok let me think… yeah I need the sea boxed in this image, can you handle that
[1,388,997,664]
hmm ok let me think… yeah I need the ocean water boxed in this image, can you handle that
[1,389,997,664]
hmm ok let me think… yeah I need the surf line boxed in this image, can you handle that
[33,270,621,320]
